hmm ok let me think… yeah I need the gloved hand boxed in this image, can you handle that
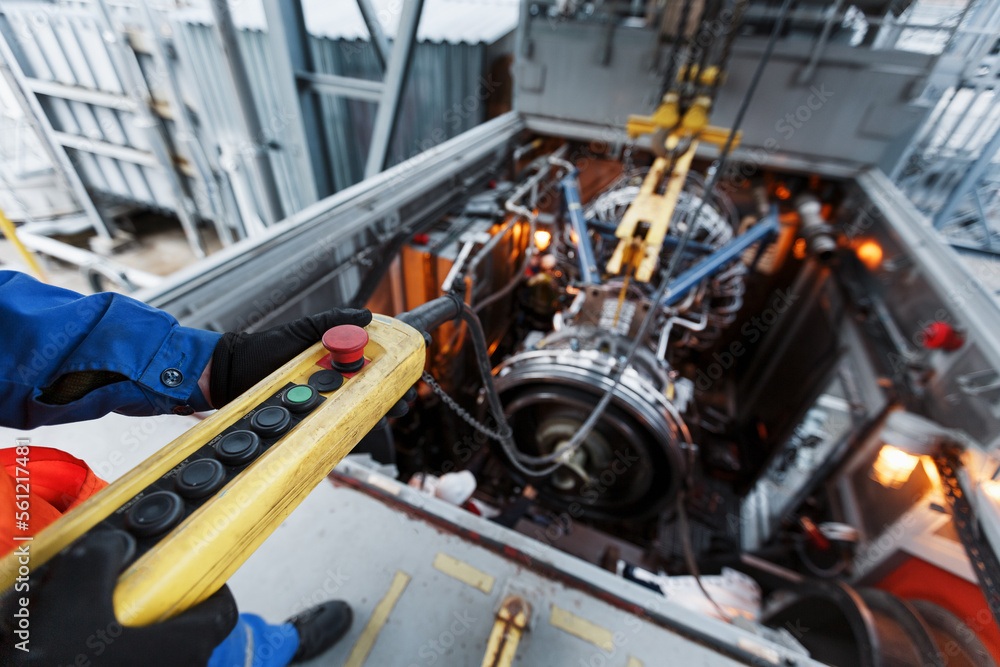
[209,308,372,407]
[0,531,238,667]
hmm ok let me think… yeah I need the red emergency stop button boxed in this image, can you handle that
[922,321,964,351]
[323,325,369,372]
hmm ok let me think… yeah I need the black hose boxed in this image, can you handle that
[397,293,464,333]
[458,304,512,444]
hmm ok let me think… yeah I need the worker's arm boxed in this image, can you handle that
[0,270,220,429]
[0,270,371,429]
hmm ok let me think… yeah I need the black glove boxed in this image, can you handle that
[210,308,373,407]
[0,532,238,667]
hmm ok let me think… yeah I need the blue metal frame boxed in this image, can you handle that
[663,210,779,307]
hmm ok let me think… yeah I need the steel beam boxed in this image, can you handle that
[141,112,524,324]
[262,0,328,203]
[21,77,133,110]
[208,0,285,226]
[297,71,386,102]
[355,0,392,71]
[51,131,158,167]
[364,0,425,178]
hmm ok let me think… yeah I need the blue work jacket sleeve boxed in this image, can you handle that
[0,270,220,429]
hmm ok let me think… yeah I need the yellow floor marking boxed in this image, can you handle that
[626,657,644,667]
[548,605,615,651]
[433,552,495,594]
[343,571,411,667]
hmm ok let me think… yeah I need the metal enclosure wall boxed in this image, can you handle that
[513,13,955,174]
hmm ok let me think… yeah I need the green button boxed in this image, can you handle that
[286,386,314,404]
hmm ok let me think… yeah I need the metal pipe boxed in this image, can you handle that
[208,0,285,226]
[560,175,601,284]
[663,213,778,307]
[795,194,837,261]
[18,231,161,291]
[297,71,385,102]
[441,239,478,292]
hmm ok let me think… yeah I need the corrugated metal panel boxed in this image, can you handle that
[171,19,492,209]
[176,0,520,45]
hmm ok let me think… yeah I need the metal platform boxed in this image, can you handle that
[226,458,818,667]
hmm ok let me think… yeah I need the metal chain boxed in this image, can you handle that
[422,371,510,442]
[934,450,1000,630]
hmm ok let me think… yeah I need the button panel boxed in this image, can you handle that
[98,380,329,566]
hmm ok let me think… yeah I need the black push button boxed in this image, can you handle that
[175,458,226,499]
[96,529,136,564]
[250,406,292,438]
[215,430,261,465]
[282,385,319,413]
[125,491,184,538]
[308,369,343,393]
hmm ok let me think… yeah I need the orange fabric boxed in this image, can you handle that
[876,556,1000,663]
[0,447,107,556]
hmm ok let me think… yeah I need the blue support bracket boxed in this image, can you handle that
[663,210,779,307]
[561,174,601,284]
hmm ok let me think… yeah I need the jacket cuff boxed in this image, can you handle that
[137,326,221,414]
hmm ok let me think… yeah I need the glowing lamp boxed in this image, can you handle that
[534,229,552,251]
[871,444,921,489]
[855,240,883,270]
[793,238,808,259]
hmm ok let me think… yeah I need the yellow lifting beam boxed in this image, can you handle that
[606,146,697,283]
[607,95,742,283]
